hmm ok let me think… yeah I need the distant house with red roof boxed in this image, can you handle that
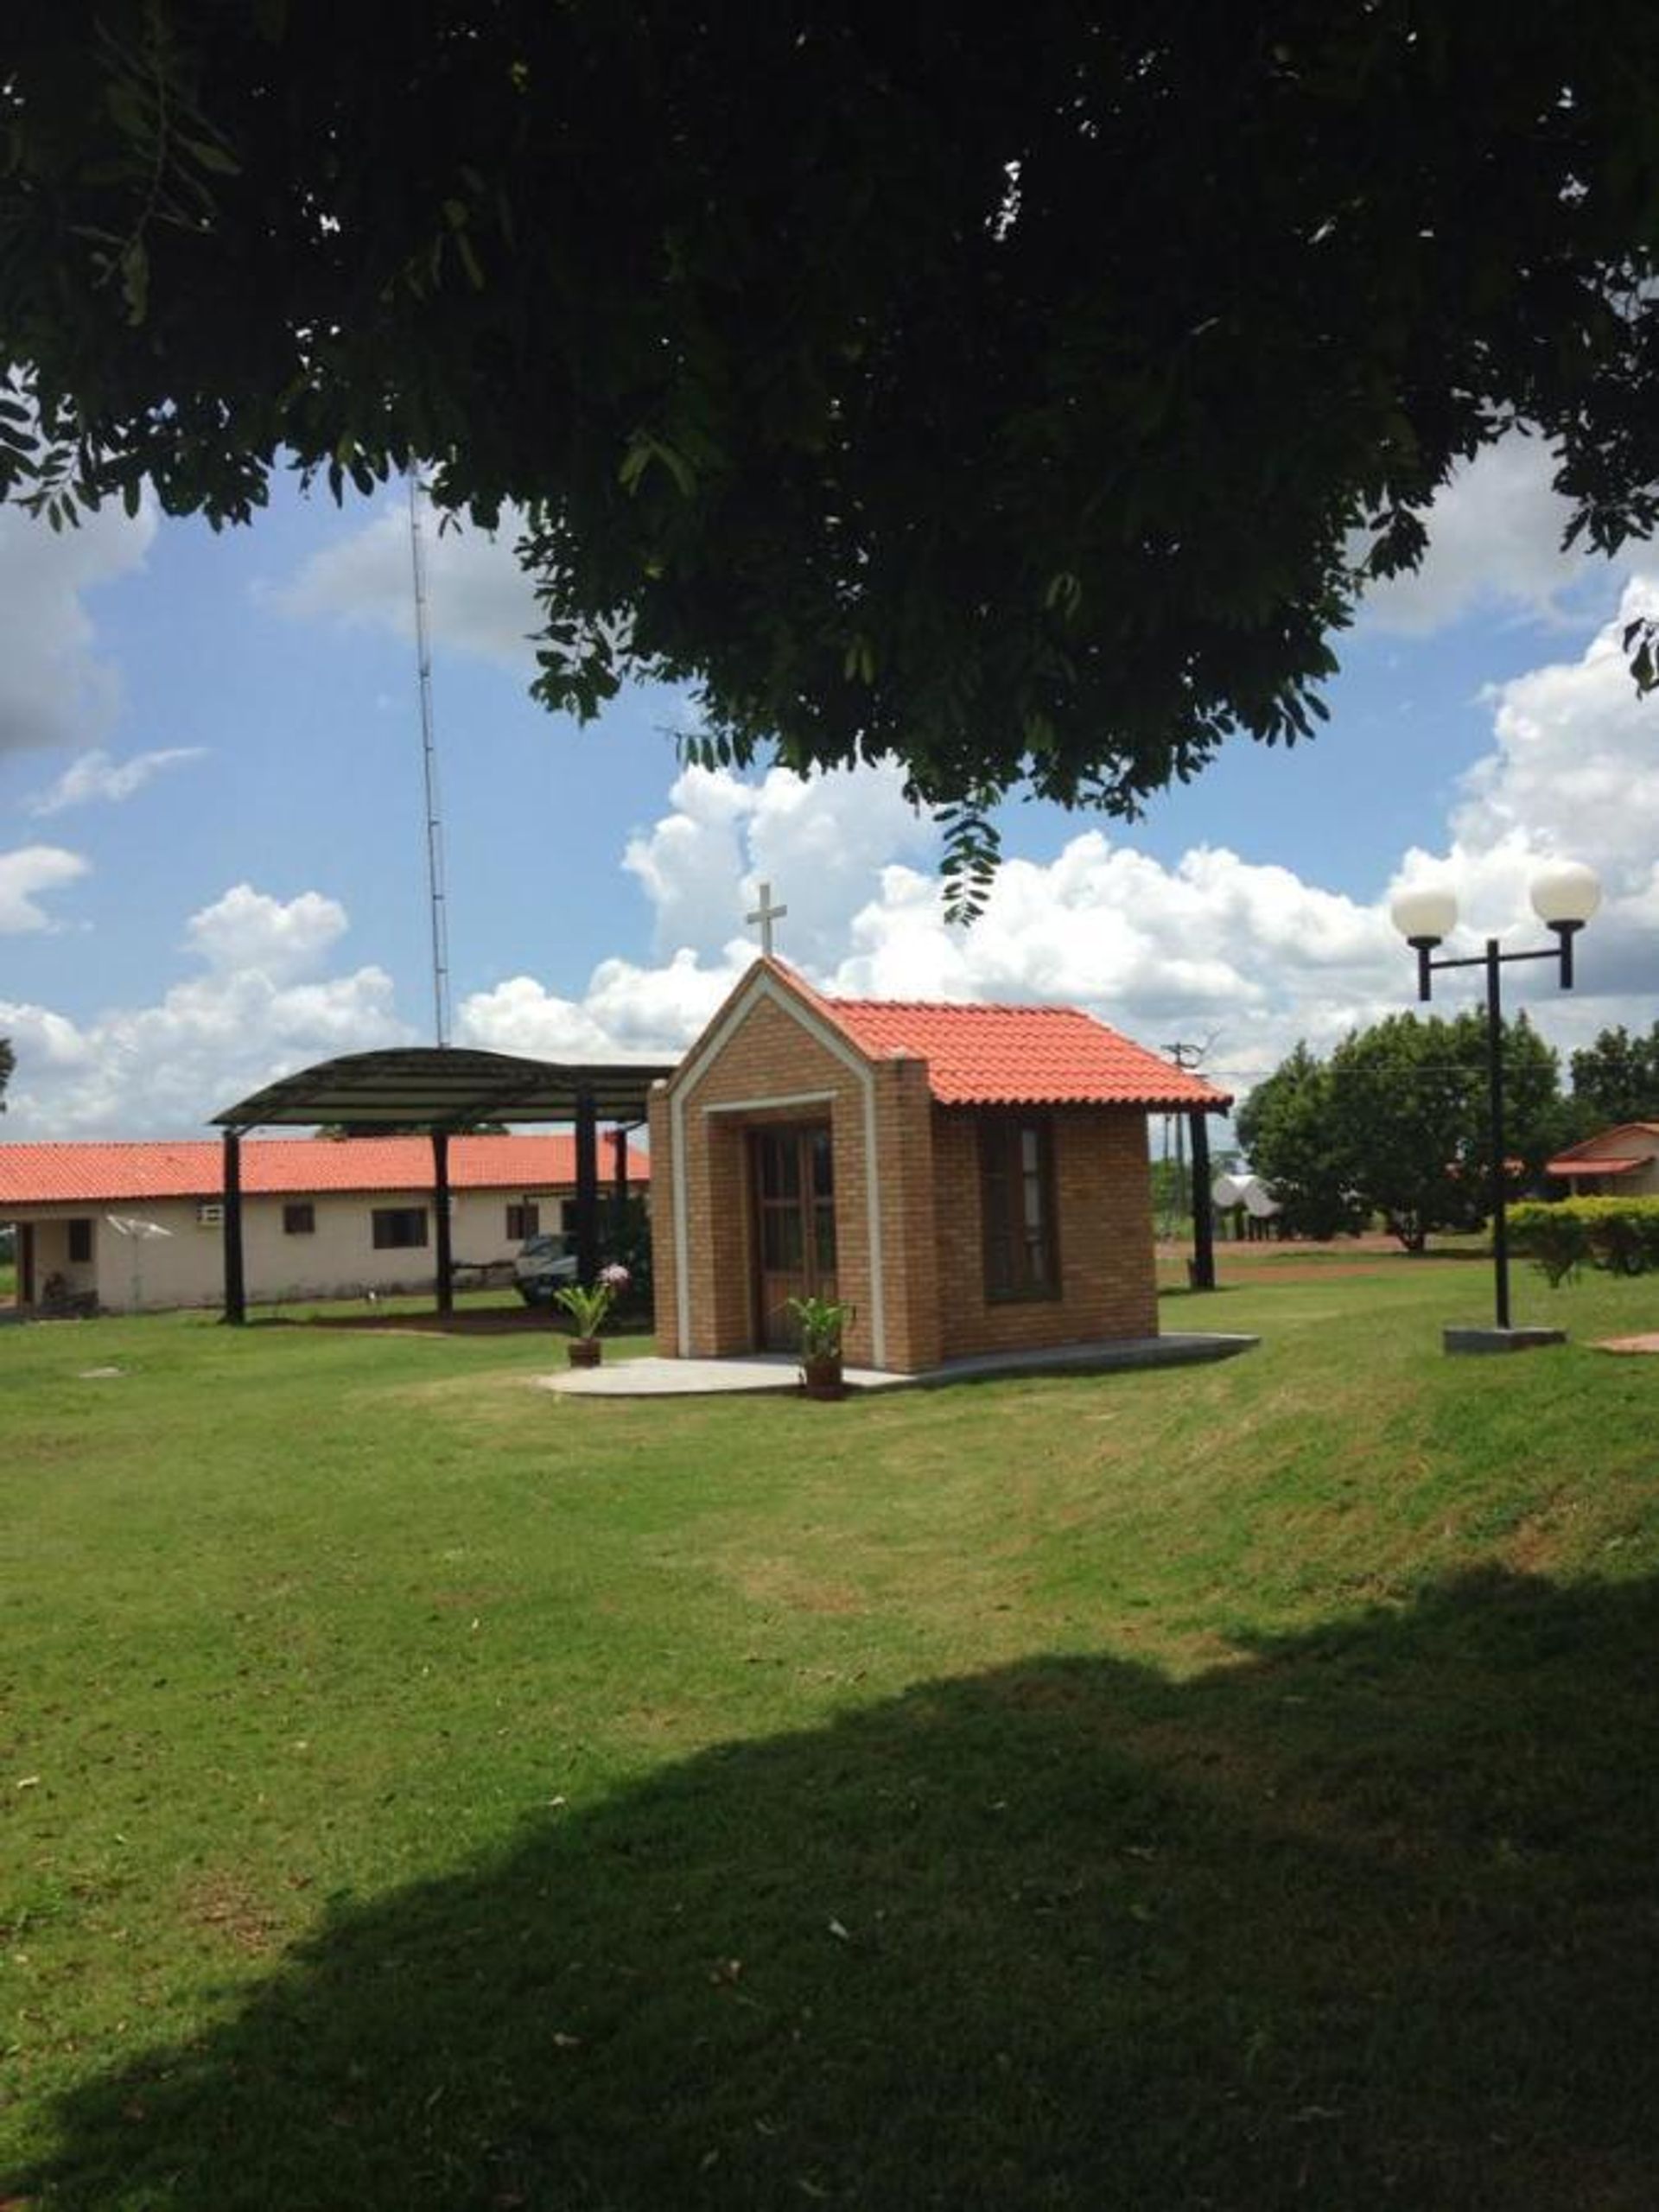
[648,957,1230,1373]
[0,1135,647,1314]
[1544,1122,1659,1196]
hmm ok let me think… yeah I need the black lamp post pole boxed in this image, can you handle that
[1484,939,1510,1332]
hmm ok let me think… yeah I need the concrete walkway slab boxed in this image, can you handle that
[537,1332,1258,1399]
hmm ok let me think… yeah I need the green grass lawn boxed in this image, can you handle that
[3,1267,1657,2209]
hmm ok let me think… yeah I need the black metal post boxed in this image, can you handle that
[1484,938,1510,1332]
[1187,1109,1216,1291]
[221,1129,246,1325]
[575,1086,600,1286]
[432,1130,454,1316]
[1554,922,1579,990]
[611,1126,629,1250]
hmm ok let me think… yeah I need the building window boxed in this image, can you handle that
[67,1217,94,1265]
[506,1202,540,1241]
[372,1206,429,1250]
[979,1119,1059,1300]
[283,1203,316,1236]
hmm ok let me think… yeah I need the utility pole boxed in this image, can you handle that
[1164,1038,1217,1291]
[1162,1040,1209,1225]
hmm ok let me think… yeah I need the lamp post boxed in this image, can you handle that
[1389,862,1601,1347]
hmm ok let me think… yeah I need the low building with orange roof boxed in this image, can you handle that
[0,1133,647,1314]
[1544,1122,1659,1196]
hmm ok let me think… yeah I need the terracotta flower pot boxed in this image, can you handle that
[568,1336,603,1369]
[800,1351,844,1401]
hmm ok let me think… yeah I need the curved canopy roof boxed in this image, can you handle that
[213,1047,675,1131]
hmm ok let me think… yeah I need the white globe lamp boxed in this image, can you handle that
[1389,885,1459,947]
[1529,861,1601,986]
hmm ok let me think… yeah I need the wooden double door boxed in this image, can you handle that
[751,1122,838,1350]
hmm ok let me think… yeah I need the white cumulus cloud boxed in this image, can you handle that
[185,884,351,981]
[623,757,932,965]
[0,497,157,755]
[0,844,90,932]
[275,495,540,670]
[27,745,207,817]
[1358,434,1621,637]
[0,884,409,1136]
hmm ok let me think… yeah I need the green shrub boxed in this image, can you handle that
[1510,1196,1659,1284]
[1509,1202,1588,1287]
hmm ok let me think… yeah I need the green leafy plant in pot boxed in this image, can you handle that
[787,1294,855,1401]
[556,1264,630,1366]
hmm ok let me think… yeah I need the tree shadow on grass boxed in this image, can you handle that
[23,1571,1659,2209]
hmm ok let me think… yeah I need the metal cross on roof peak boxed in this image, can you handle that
[746,880,788,957]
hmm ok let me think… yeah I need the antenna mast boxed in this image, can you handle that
[407,464,453,1048]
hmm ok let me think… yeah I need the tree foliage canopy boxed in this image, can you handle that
[0,1035,13,1113]
[1238,1014,1564,1251]
[1567,1023,1659,1130]
[1233,1043,1359,1241]
[5,4,1659,900]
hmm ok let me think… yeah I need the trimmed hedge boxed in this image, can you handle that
[1510,1197,1659,1285]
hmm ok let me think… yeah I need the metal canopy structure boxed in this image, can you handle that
[210,1047,676,1325]
[213,1046,674,1133]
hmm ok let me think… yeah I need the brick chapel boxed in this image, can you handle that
[648,957,1230,1374]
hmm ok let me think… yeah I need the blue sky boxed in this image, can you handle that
[2,435,1655,1136]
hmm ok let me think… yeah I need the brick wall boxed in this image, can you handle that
[932,1107,1158,1359]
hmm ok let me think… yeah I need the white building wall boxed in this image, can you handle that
[11,1185,576,1312]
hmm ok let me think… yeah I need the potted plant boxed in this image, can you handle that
[555,1262,630,1366]
[786,1293,855,1400]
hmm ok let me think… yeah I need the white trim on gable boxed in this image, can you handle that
[669,969,887,1368]
[702,1090,837,1116]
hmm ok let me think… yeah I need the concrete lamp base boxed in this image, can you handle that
[1442,1325,1567,1356]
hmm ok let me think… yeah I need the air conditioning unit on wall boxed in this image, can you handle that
[196,1202,224,1227]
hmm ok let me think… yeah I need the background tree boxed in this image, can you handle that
[1234,1044,1361,1240]
[1338,1011,1563,1253]
[1242,1014,1563,1252]
[6,5,1659,904]
[0,1035,13,1114]
[1567,1023,1659,1131]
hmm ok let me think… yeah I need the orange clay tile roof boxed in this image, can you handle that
[0,1135,649,1208]
[1545,1154,1650,1176]
[816,993,1232,1109]
[1545,1122,1659,1173]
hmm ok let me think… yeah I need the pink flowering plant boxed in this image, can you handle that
[555,1262,631,1339]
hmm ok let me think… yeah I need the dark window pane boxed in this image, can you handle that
[981,1118,1057,1300]
[372,1207,429,1250]
[810,1130,834,1198]
[815,1202,837,1272]
[67,1217,93,1263]
[762,1206,804,1271]
[759,1134,801,1201]
[283,1204,315,1236]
